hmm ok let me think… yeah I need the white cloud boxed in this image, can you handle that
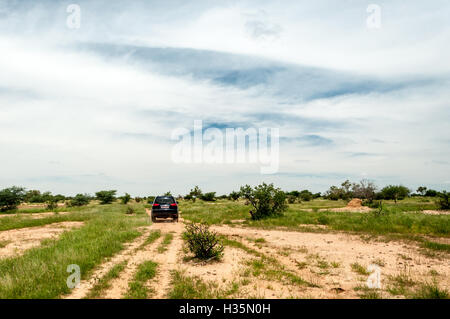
[0,0,449,195]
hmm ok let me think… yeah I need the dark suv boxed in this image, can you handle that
[151,196,178,222]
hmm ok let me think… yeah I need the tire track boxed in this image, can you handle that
[64,226,152,299]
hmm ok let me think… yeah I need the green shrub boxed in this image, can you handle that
[240,183,287,220]
[200,192,216,202]
[380,185,410,203]
[0,186,26,212]
[121,193,131,204]
[299,190,313,201]
[287,195,296,204]
[46,197,58,210]
[95,190,117,205]
[229,191,240,201]
[437,191,450,210]
[183,223,224,260]
[125,206,135,215]
[69,194,91,207]
[147,196,155,204]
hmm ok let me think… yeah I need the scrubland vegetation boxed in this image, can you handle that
[0,181,448,299]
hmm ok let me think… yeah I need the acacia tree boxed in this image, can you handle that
[380,185,410,203]
[95,190,117,204]
[240,183,287,220]
[229,191,240,201]
[0,186,26,211]
[416,186,427,196]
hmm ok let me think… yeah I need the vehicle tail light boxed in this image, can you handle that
[152,203,160,207]
[170,203,177,207]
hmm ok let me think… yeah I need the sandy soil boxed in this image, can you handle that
[0,212,70,219]
[0,221,84,259]
[210,225,449,298]
[62,215,449,299]
[422,210,450,215]
[65,226,154,299]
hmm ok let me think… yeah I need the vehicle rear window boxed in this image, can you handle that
[155,197,175,204]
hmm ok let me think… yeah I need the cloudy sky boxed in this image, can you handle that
[0,0,449,196]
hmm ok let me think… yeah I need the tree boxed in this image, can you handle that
[24,190,42,203]
[189,186,202,197]
[352,179,377,203]
[200,192,216,201]
[121,193,131,204]
[229,191,240,201]
[425,189,438,197]
[288,190,300,198]
[0,186,26,211]
[287,195,297,204]
[312,192,321,199]
[147,196,156,204]
[69,194,91,207]
[324,180,353,200]
[187,186,202,202]
[164,191,172,196]
[325,185,347,200]
[437,191,450,210]
[95,190,117,204]
[416,186,427,196]
[380,185,410,203]
[240,183,287,220]
[299,190,313,201]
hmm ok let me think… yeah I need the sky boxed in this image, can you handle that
[0,0,449,196]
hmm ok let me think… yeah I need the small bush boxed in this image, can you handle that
[287,195,296,204]
[69,194,91,207]
[121,193,131,204]
[436,191,450,210]
[125,206,135,215]
[183,223,224,260]
[240,183,287,220]
[413,282,449,299]
[229,191,240,201]
[200,192,216,202]
[147,196,155,204]
[46,197,58,210]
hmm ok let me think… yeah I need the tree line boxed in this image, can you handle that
[0,180,448,213]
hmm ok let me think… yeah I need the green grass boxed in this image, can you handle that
[124,260,158,299]
[0,240,11,248]
[168,270,220,299]
[157,233,174,253]
[141,230,161,248]
[413,282,449,299]
[84,260,128,299]
[223,236,317,288]
[0,205,147,299]
[0,212,92,231]
[422,241,450,252]
[179,198,449,237]
[351,263,370,275]
[354,285,382,299]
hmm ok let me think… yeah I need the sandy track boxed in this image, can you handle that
[149,219,185,299]
[64,226,153,299]
[0,221,84,259]
[62,217,449,299]
[0,212,70,219]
